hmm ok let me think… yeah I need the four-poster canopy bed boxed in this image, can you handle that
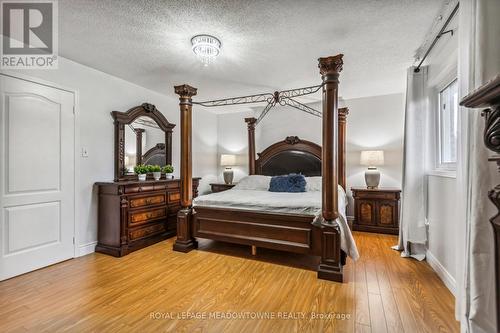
[172,54,354,282]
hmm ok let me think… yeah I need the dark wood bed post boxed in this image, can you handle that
[317,54,344,282]
[338,107,348,190]
[173,84,198,252]
[245,117,257,174]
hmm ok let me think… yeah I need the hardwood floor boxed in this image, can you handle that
[0,232,459,332]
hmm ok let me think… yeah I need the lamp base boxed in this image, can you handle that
[223,168,234,184]
[365,167,380,189]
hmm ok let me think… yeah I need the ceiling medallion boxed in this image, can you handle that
[191,34,221,66]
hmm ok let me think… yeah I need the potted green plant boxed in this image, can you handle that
[149,165,162,180]
[134,164,148,181]
[162,164,174,179]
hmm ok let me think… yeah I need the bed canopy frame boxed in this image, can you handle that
[192,66,348,188]
[193,84,324,124]
[172,54,347,282]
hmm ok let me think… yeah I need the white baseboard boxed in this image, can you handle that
[77,241,97,257]
[426,250,456,296]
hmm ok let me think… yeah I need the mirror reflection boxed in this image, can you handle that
[124,116,165,174]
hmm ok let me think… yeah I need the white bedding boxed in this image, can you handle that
[193,187,359,260]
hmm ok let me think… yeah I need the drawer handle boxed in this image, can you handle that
[146,213,153,219]
[145,199,153,205]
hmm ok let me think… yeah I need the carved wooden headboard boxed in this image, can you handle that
[246,107,349,189]
[256,136,322,177]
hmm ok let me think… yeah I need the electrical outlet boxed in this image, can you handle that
[81,148,89,158]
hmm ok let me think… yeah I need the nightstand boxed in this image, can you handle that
[210,183,236,193]
[351,187,401,235]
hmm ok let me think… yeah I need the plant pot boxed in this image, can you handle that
[138,174,147,181]
[153,172,161,180]
[165,173,173,179]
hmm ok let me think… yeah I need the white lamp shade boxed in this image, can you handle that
[360,150,384,166]
[220,154,237,166]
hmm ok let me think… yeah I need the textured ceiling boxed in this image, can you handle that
[59,0,444,110]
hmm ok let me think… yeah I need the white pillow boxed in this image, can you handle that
[305,176,322,191]
[306,176,347,199]
[233,175,271,190]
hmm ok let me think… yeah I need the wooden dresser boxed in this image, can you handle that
[95,178,200,257]
[351,187,401,235]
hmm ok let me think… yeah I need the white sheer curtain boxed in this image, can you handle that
[456,0,499,332]
[393,67,428,261]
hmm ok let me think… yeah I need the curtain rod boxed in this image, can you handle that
[414,2,459,73]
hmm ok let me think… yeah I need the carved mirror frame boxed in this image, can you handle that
[112,103,175,181]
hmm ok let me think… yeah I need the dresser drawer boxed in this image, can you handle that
[153,183,167,191]
[129,207,167,226]
[124,184,155,194]
[129,194,166,209]
[354,191,397,200]
[168,191,181,204]
[166,182,181,189]
[168,204,181,216]
[129,223,166,241]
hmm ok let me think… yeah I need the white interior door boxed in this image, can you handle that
[0,74,75,281]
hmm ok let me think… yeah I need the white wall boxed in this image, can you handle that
[426,175,457,293]
[216,93,405,216]
[6,57,218,252]
[216,111,253,182]
[343,94,405,214]
[256,102,322,152]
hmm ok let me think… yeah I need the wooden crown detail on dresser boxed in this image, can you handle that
[95,178,200,257]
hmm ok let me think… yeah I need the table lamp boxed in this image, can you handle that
[220,154,237,184]
[360,150,384,189]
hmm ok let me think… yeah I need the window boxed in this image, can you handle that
[437,79,458,170]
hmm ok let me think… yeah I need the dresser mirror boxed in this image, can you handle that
[112,103,175,181]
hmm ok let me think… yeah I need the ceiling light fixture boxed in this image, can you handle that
[191,34,221,66]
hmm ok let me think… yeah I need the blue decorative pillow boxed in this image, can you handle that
[269,174,306,192]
